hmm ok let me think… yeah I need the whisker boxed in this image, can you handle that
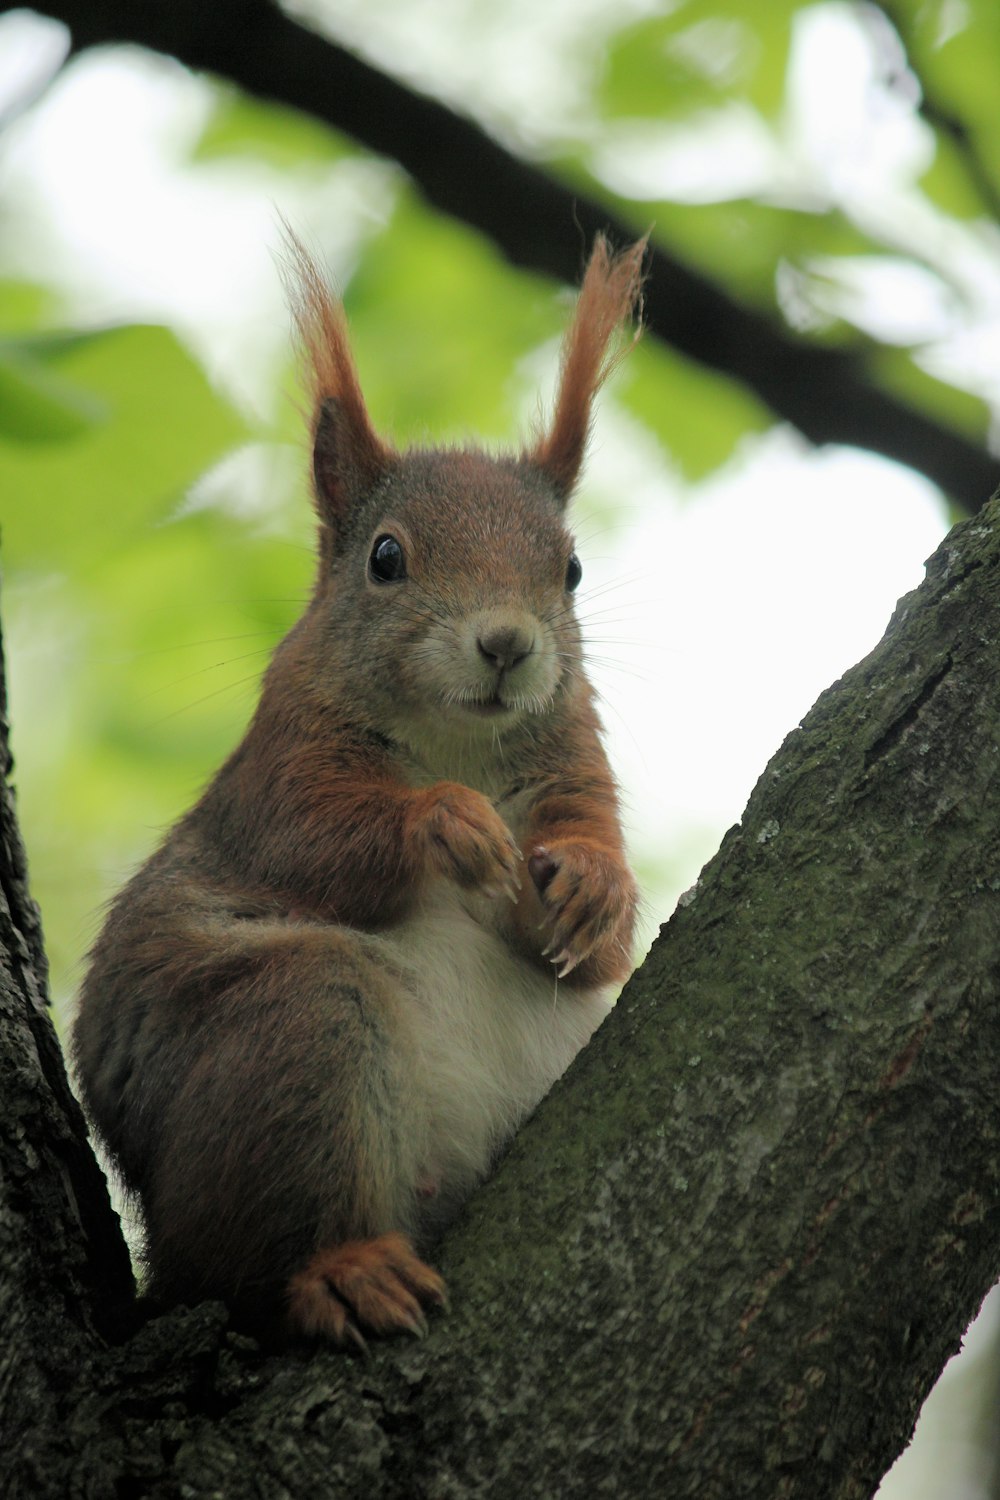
[141,672,265,729]
[137,648,273,704]
[122,632,277,660]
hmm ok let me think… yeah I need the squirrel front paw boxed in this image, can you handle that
[414,783,522,901]
[529,840,637,983]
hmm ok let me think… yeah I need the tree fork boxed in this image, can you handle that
[5,497,1000,1495]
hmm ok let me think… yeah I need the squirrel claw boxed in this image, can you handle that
[550,948,579,978]
[403,1310,429,1339]
[344,1319,369,1356]
[484,879,521,903]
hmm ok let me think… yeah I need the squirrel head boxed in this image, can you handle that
[285,235,645,750]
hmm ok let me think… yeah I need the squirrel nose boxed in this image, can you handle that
[477,624,535,671]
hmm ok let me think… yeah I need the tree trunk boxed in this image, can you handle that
[5,496,1000,1498]
[0,615,134,1482]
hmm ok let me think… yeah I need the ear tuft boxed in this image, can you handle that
[531,235,646,500]
[281,227,395,546]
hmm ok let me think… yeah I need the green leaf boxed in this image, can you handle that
[0,346,107,442]
[739,0,799,117]
[0,322,252,569]
[0,278,60,333]
[7,501,312,1010]
[894,0,1000,220]
[600,11,717,121]
[907,0,1000,122]
[598,3,798,123]
[623,336,770,480]
[341,191,563,444]
[919,132,993,220]
[192,86,350,167]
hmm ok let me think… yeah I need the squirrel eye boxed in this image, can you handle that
[565,552,582,593]
[369,534,407,583]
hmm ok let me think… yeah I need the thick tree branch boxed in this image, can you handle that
[11,0,999,512]
[370,496,1000,1499]
[7,477,1000,1493]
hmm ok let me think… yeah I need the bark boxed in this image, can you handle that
[9,0,999,512]
[5,482,1000,1493]
[0,613,133,1480]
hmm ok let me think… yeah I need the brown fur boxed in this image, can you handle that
[73,237,643,1346]
[531,234,646,495]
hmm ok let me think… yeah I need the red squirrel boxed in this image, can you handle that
[72,235,644,1347]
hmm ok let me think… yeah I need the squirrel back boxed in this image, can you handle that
[72,235,645,1347]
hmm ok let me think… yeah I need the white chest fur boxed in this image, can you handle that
[366,880,609,1225]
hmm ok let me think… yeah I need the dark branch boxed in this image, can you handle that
[12,0,1000,512]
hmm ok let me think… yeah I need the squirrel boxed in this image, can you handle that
[71,234,644,1348]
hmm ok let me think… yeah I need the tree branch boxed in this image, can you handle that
[7,486,1000,1491]
[375,494,1000,1498]
[11,0,999,512]
[0,599,133,1478]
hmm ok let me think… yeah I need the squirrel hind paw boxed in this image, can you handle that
[286,1231,446,1346]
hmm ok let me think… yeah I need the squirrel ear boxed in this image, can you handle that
[311,394,393,537]
[530,235,646,501]
[283,230,395,547]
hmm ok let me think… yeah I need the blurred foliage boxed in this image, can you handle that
[192,86,351,169]
[1,322,249,551]
[598,3,801,124]
[2,0,999,1023]
[1,296,288,999]
[344,200,567,442]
